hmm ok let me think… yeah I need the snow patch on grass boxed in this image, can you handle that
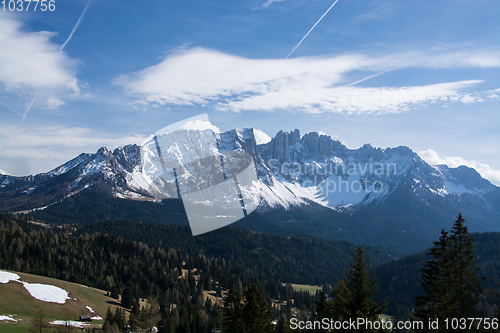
[50,320,90,328]
[22,282,70,304]
[0,270,21,283]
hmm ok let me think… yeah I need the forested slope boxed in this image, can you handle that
[78,219,396,286]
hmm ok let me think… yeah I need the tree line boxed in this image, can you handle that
[0,213,314,333]
[2,212,499,332]
[219,214,499,332]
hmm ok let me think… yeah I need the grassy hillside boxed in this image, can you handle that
[0,270,120,332]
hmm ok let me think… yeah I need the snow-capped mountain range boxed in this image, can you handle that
[1,128,499,253]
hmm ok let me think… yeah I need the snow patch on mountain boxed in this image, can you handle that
[254,129,271,145]
[256,177,316,209]
[48,154,90,177]
[442,180,473,194]
[125,168,151,193]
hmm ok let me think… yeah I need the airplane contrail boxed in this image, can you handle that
[23,0,91,121]
[22,93,37,120]
[60,0,92,52]
[286,0,340,59]
[344,68,397,87]
[344,35,494,87]
[1,101,42,127]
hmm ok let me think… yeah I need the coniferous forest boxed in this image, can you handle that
[1,212,500,332]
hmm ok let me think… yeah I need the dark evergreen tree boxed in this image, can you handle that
[110,285,120,299]
[413,214,484,332]
[121,286,134,309]
[222,286,245,333]
[102,307,119,333]
[241,284,274,333]
[276,307,291,333]
[331,278,350,324]
[104,307,114,327]
[413,230,454,331]
[448,213,484,318]
[113,307,126,331]
[313,285,331,332]
[129,298,141,330]
[330,246,387,333]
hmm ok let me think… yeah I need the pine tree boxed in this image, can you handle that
[331,246,388,333]
[121,286,134,309]
[413,230,454,330]
[110,285,120,299]
[129,298,141,331]
[222,284,274,333]
[241,284,274,333]
[104,307,114,328]
[313,285,331,332]
[276,307,291,333]
[448,213,484,318]
[113,307,125,331]
[413,214,484,332]
[331,278,351,323]
[222,286,245,333]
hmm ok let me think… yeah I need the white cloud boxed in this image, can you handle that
[253,129,271,145]
[116,47,499,115]
[262,0,284,8]
[381,50,500,69]
[116,48,365,106]
[0,126,145,160]
[222,80,483,114]
[418,149,500,186]
[44,96,66,109]
[0,16,78,93]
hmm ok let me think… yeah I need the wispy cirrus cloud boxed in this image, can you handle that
[222,80,484,114]
[261,0,284,8]
[115,47,500,115]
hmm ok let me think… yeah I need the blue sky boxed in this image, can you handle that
[0,0,499,184]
